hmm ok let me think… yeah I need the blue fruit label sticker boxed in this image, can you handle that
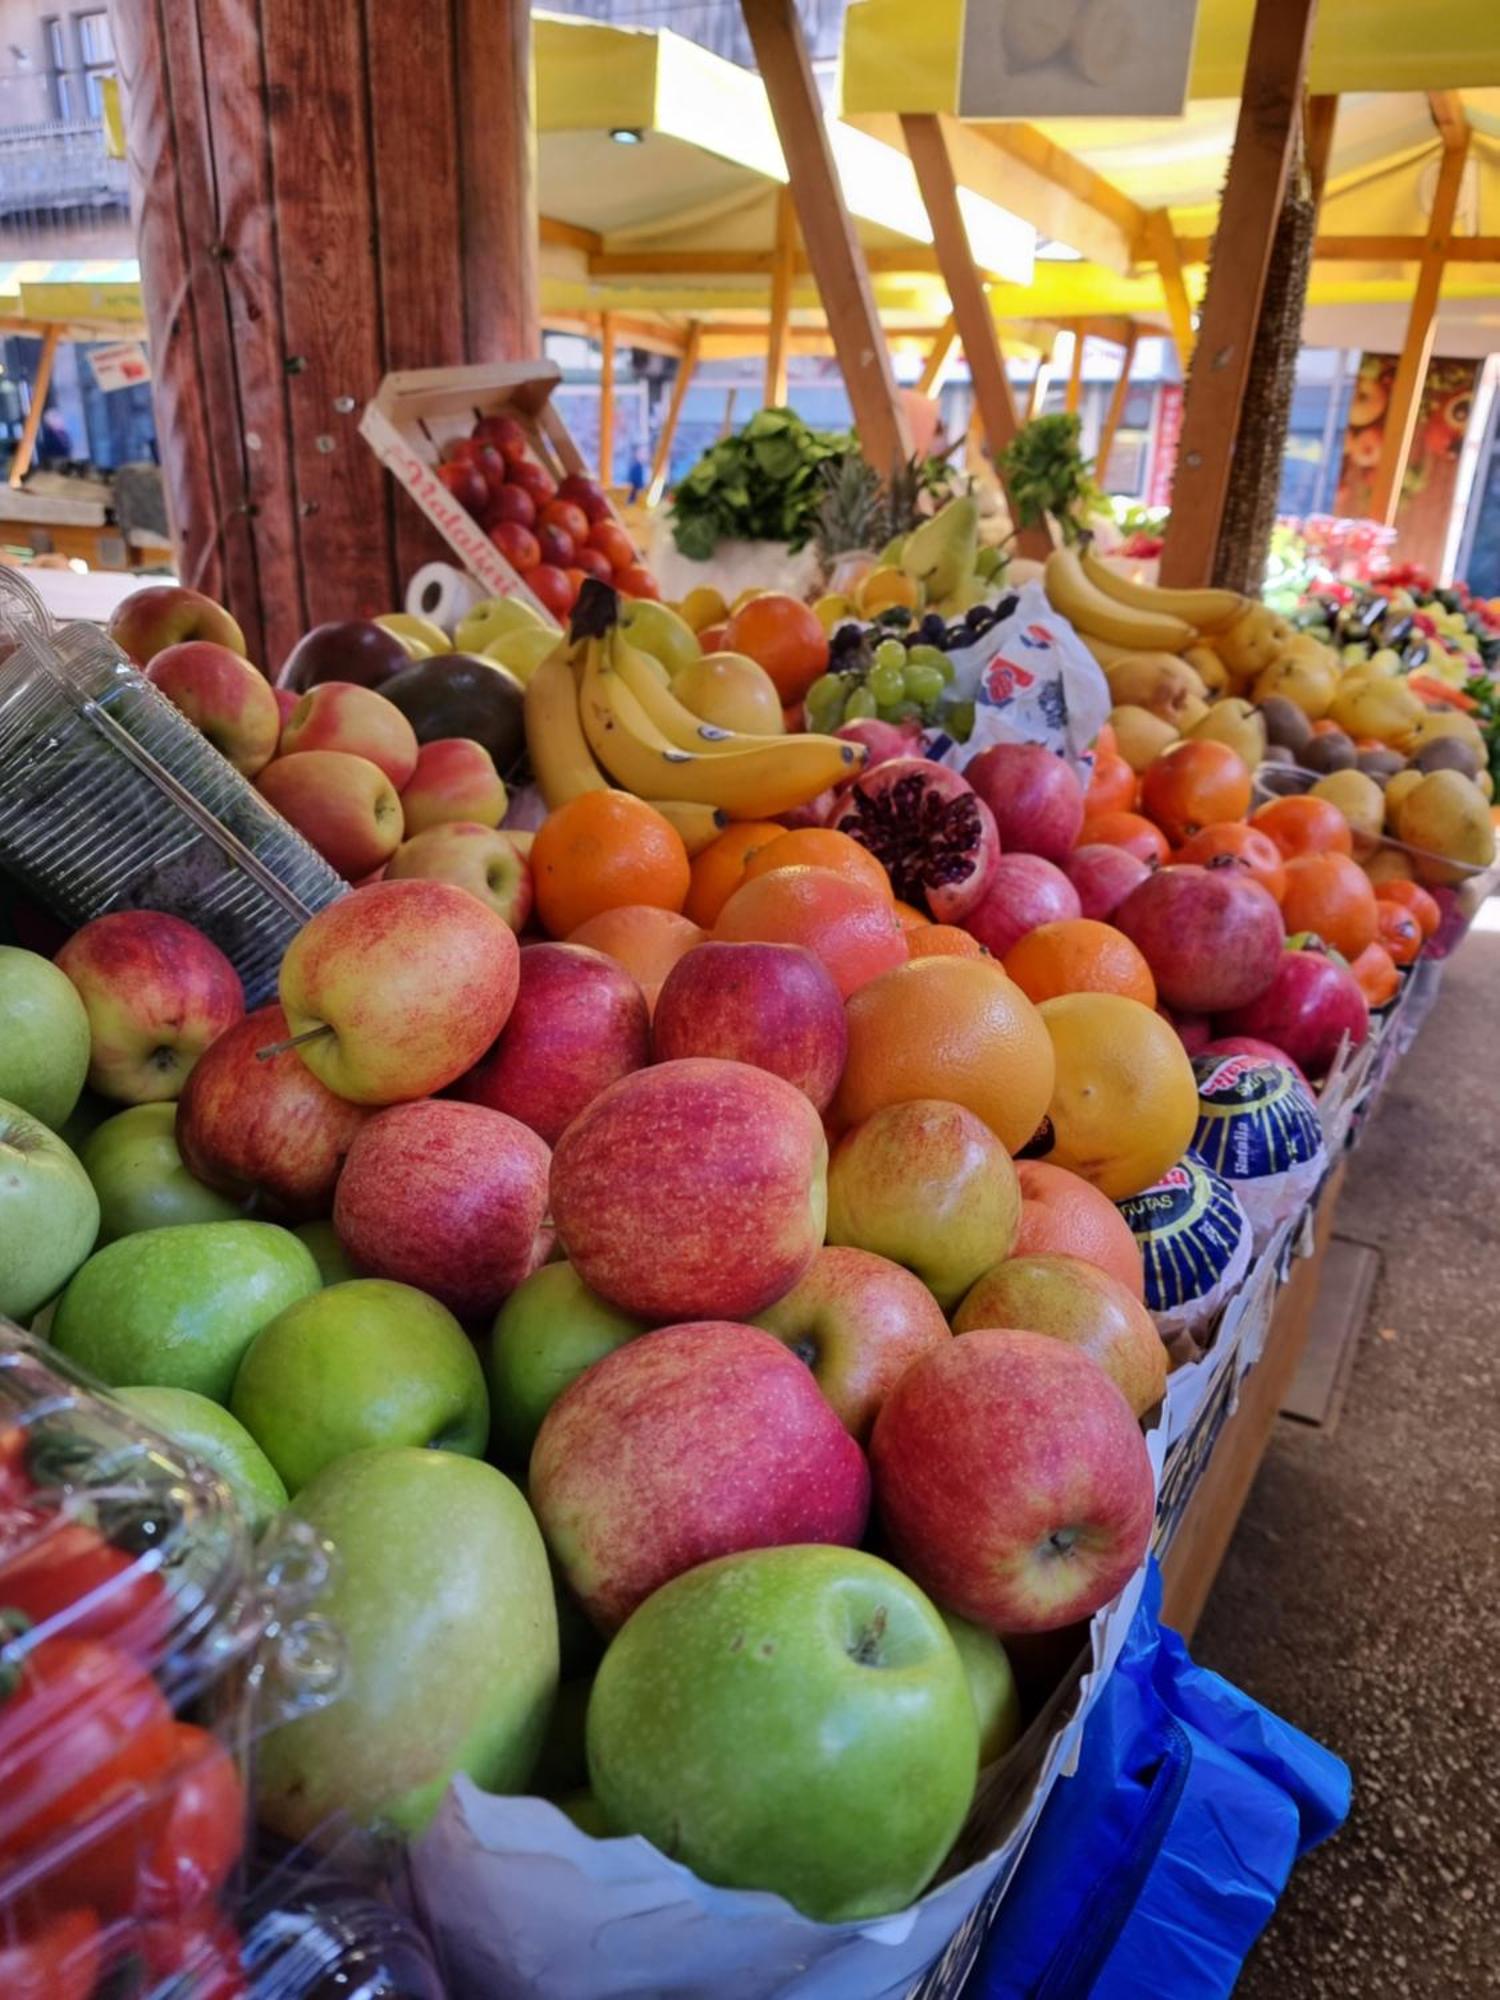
[1117,1154,1251,1319]
[1191,1056,1323,1184]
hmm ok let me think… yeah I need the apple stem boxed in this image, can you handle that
[255,1024,335,1062]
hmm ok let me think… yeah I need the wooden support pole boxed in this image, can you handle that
[1095,325,1140,488]
[598,312,616,489]
[901,111,1050,556]
[917,315,958,396]
[1368,126,1471,526]
[1144,211,1196,375]
[648,321,701,508]
[9,327,60,488]
[1027,354,1054,423]
[741,0,909,471]
[1304,94,1339,203]
[1158,0,1318,588]
[765,187,797,407]
[1064,330,1086,415]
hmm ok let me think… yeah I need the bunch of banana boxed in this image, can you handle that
[524,598,865,846]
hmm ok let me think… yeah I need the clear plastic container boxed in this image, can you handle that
[0,575,345,1005]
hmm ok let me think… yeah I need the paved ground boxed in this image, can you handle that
[1193,925,1500,1998]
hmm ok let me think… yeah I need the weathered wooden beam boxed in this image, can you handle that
[8,326,60,489]
[456,0,537,359]
[765,187,797,407]
[1095,325,1140,483]
[1144,211,1196,373]
[648,320,701,508]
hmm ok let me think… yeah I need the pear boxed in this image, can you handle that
[1393,769,1496,885]
[481,624,559,685]
[620,598,701,679]
[1105,653,1205,727]
[1327,676,1426,747]
[930,576,990,618]
[1252,653,1336,721]
[1310,770,1385,859]
[672,653,784,736]
[1189,697,1265,769]
[1183,644,1228,694]
[1109,704,1179,773]
[901,496,980,602]
[1217,604,1292,679]
[1383,769,1423,831]
[456,595,546,655]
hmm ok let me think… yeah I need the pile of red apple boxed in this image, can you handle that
[436,412,660,618]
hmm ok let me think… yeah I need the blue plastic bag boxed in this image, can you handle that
[965,1561,1350,2000]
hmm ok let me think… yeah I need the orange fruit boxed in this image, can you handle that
[833,955,1055,1155]
[1036,992,1199,1200]
[1139,740,1252,847]
[1078,809,1171,868]
[1175,822,1287,903]
[906,924,986,960]
[723,594,830,705]
[892,900,929,930]
[858,568,920,616]
[1374,897,1423,967]
[683,821,784,927]
[714,865,907,999]
[1279,852,1378,959]
[1375,877,1440,938]
[1251,794,1353,860]
[1002,918,1157,1008]
[742,827,892,901]
[1095,722,1118,758]
[1085,752,1138,816]
[1012,1160,1145,1299]
[567,906,705,1012]
[531,792,690,938]
[1349,941,1400,1008]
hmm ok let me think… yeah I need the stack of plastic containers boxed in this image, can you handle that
[0,1325,446,1999]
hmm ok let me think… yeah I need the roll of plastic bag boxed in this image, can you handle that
[405,561,483,635]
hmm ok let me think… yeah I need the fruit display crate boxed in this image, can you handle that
[360,361,639,622]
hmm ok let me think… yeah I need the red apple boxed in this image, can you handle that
[572,545,612,583]
[549,1058,827,1320]
[385,823,531,930]
[965,743,1085,862]
[333,1098,551,1319]
[963,854,1081,958]
[651,941,847,1113]
[278,879,519,1106]
[541,500,591,546]
[1114,865,1283,1014]
[398,738,506,835]
[488,484,537,530]
[144,641,281,777]
[56,912,244,1105]
[833,718,921,772]
[1215,947,1368,1081]
[535,524,576,569]
[257,750,404,880]
[474,414,530,465]
[510,460,557,509]
[952,1253,1166,1418]
[277,680,420,789]
[108,586,246,668]
[451,942,649,1146]
[436,459,488,515]
[530,1320,870,1631]
[1063,843,1152,922]
[276,620,411,694]
[273,687,299,729]
[176,1003,370,1219]
[557,474,610,525]
[490,521,541,573]
[1012,1160,1145,1298]
[871,1330,1155,1633]
[752,1245,950,1440]
[615,564,660,601]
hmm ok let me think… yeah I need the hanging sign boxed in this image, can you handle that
[959,0,1202,119]
[87,341,152,392]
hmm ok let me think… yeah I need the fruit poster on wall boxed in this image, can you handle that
[1335,355,1479,571]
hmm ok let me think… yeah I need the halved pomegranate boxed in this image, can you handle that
[833,757,999,922]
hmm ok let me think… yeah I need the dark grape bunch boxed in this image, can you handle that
[805,595,1018,740]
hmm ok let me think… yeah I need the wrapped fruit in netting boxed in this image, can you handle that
[1189,1053,1326,1249]
[1115,1154,1253,1359]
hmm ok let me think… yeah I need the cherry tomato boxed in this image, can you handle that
[0,1637,176,1912]
[0,1907,101,2000]
[140,1723,246,1918]
[0,1517,169,1658]
[136,1915,248,2000]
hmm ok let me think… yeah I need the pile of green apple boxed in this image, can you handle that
[0,860,1160,1930]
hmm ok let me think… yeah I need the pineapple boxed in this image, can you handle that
[814,454,887,565]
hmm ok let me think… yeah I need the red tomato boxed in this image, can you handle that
[535,523,576,569]
[615,564,661,601]
[573,545,612,582]
[488,483,536,530]
[138,1917,248,2000]
[0,1908,101,2000]
[489,521,540,573]
[0,1638,176,1909]
[0,1517,169,1657]
[510,459,557,508]
[472,413,530,465]
[558,473,610,524]
[140,1724,246,1918]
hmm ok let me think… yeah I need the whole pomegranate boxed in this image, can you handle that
[1198,1035,1310,1091]
[1215,950,1368,1081]
[1064,843,1152,922]
[965,742,1085,862]
[1114,864,1283,1014]
[962,853,1080,958]
[834,718,922,773]
[833,757,998,922]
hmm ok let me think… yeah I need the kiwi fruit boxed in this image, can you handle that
[1357,745,1406,782]
[1300,729,1357,774]
[1258,694,1312,754]
[1411,736,1483,780]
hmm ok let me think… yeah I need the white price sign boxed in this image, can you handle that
[87,341,152,393]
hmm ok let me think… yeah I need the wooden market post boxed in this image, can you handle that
[1158,0,1320,588]
[110,0,538,669]
[7,327,61,489]
[647,321,702,508]
[764,187,798,407]
[1095,324,1141,486]
[740,0,911,472]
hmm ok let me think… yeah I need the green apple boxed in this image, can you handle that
[80,1103,242,1243]
[587,1544,977,1921]
[231,1279,489,1494]
[293,1219,360,1287]
[116,1384,288,1531]
[0,1097,99,1320]
[941,1611,1021,1767]
[255,1446,558,1837]
[0,946,91,1129]
[486,1260,642,1464]
[51,1221,320,1403]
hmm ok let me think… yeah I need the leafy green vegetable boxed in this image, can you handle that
[998,414,1104,546]
[669,408,855,556]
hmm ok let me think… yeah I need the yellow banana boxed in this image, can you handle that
[611,636,753,756]
[1044,547,1197,653]
[645,799,728,855]
[524,643,609,807]
[578,645,862,817]
[1078,546,1246,634]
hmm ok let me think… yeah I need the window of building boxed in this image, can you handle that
[76,11,115,119]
